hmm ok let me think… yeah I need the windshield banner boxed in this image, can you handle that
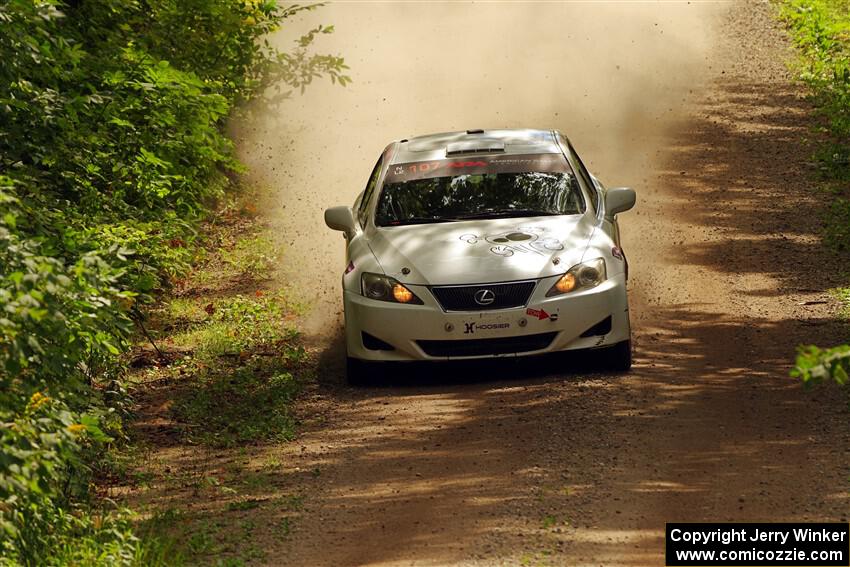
[384,153,572,184]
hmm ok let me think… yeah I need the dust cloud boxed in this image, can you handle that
[230,2,725,337]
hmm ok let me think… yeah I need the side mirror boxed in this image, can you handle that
[604,187,636,220]
[325,206,356,236]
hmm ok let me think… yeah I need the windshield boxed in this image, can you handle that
[375,154,585,226]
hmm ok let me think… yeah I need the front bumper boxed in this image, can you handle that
[344,273,630,361]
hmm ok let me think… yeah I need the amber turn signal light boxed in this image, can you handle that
[554,273,577,294]
[392,283,415,303]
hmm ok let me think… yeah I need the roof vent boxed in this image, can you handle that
[446,140,505,156]
[466,129,485,134]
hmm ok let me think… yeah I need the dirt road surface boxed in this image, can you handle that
[231,2,850,565]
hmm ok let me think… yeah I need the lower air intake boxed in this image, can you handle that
[580,316,612,337]
[417,332,557,358]
[362,332,395,351]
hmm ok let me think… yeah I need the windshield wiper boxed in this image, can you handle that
[455,209,561,220]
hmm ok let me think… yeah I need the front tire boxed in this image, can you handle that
[602,340,632,372]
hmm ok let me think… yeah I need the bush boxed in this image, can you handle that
[0,393,113,564]
[793,345,850,385]
[0,0,347,563]
[782,0,850,248]
[781,1,850,384]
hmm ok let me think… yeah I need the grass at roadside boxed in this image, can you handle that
[137,194,309,442]
[781,0,850,247]
[105,195,314,564]
[779,0,850,383]
[836,286,850,318]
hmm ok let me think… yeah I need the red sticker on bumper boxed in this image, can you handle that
[526,307,551,321]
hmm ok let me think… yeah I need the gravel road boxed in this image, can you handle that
[231,3,850,565]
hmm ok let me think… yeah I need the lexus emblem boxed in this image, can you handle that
[474,289,496,306]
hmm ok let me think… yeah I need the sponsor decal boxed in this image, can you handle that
[489,245,514,257]
[384,153,571,183]
[463,322,510,335]
[459,227,565,258]
[448,160,487,168]
[394,160,488,178]
[526,307,553,321]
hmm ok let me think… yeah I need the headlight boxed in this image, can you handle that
[361,273,423,304]
[546,258,606,297]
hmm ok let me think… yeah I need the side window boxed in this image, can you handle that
[358,158,383,228]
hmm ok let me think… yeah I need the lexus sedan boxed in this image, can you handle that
[325,129,636,383]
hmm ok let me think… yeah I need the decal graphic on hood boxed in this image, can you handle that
[458,226,565,257]
[369,215,591,285]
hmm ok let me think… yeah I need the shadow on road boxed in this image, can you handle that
[125,12,850,566]
[268,73,850,567]
[315,326,624,391]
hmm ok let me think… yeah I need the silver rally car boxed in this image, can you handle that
[325,129,636,383]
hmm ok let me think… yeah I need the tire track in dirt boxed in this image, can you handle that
[232,3,850,566]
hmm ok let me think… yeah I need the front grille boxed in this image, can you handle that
[417,332,557,358]
[430,281,536,311]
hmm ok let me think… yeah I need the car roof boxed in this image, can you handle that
[389,129,562,165]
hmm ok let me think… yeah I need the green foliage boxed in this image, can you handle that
[811,287,850,377]
[782,1,850,387]
[823,196,850,250]
[1,394,82,561]
[174,366,301,448]
[781,0,850,250]
[166,292,305,447]
[836,286,850,318]
[134,505,278,566]
[0,393,137,566]
[792,344,850,385]
[171,292,298,359]
[220,235,280,279]
[780,1,850,121]
[0,0,346,563]
[0,184,134,396]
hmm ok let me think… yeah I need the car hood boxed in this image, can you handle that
[368,215,595,285]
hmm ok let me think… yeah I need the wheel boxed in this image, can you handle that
[346,357,373,386]
[602,340,632,372]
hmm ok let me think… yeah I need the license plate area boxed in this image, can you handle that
[456,312,514,337]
